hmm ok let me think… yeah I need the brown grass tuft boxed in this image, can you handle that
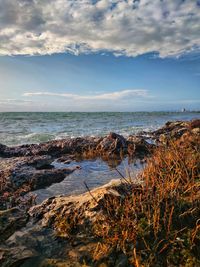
[92,132,200,266]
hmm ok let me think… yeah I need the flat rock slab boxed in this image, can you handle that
[0,155,77,197]
[0,181,130,267]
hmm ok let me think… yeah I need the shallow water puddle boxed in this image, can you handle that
[33,158,143,203]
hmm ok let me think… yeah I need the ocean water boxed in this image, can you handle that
[1,111,199,201]
[0,112,199,146]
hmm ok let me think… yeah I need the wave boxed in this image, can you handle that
[1,111,199,146]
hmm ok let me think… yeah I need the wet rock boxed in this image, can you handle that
[0,137,101,158]
[0,132,153,164]
[11,167,76,190]
[28,180,123,228]
[0,143,7,156]
[27,155,53,169]
[0,156,76,194]
[96,132,127,156]
[127,136,154,158]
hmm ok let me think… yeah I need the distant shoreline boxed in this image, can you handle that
[0,110,200,113]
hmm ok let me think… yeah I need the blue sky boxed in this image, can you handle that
[0,0,200,111]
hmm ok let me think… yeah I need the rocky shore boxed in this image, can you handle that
[0,130,155,204]
[0,119,199,267]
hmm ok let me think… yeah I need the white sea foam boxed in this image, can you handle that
[0,112,199,146]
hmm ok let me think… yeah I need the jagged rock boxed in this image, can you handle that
[192,127,200,135]
[0,132,154,163]
[152,119,200,143]
[0,181,126,267]
[127,136,154,158]
[0,208,28,242]
[0,246,37,267]
[0,137,101,158]
[153,121,188,137]
[28,180,123,228]
[96,132,127,156]
[189,119,200,129]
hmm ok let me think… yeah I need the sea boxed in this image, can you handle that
[1,111,199,202]
[0,111,199,146]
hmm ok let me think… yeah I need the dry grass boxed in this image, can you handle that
[93,132,200,266]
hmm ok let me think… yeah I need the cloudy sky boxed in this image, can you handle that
[0,0,200,111]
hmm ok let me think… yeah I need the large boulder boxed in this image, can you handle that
[96,132,127,157]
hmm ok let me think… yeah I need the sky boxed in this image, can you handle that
[0,0,200,112]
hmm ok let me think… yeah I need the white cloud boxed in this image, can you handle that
[0,0,200,57]
[0,98,33,104]
[23,89,149,100]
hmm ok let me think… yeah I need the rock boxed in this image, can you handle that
[0,156,76,195]
[28,180,126,236]
[0,137,101,158]
[0,143,7,156]
[127,136,154,158]
[0,132,154,166]
[0,181,128,267]
[189,119,200,129]
[27,155,53,169]
[1,120,199,160]
[151,120,200,143]
[96,132,127,156]
[10,167,76,190]
[0,208,28,242]
[192,127,200,135]
[0,246,37,267]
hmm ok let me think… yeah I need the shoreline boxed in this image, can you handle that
[0,119,199,207]
[0,119,199,266]
[1,111,200,148]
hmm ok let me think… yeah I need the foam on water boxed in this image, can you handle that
[0,112,199,146]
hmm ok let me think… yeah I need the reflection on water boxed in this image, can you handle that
[33,157,143,203]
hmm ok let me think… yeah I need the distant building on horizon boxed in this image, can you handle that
[181,108,186,112]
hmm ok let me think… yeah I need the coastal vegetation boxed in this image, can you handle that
[50,120,200,266]
[0,119,199,266]
[91,130,200,266]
